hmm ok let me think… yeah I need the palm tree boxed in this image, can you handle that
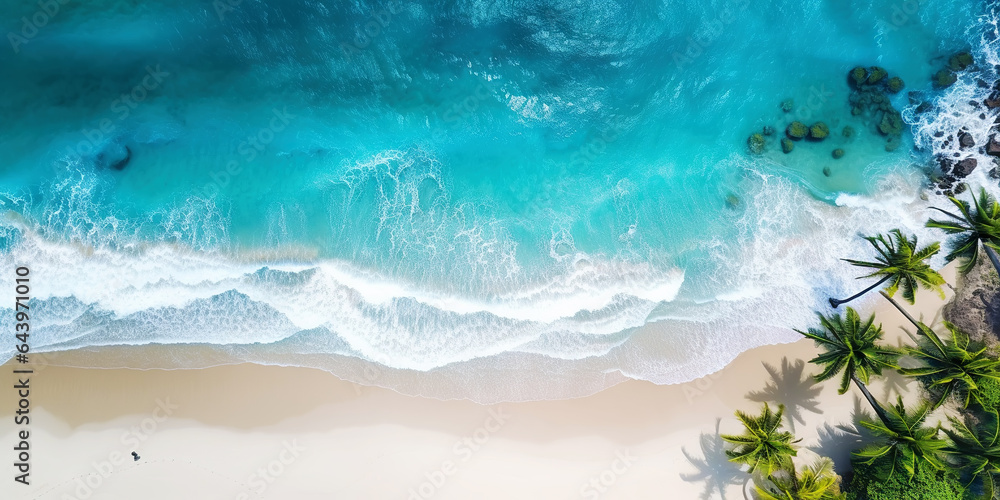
[798,308,900,425]
[901,321,1000,409]
[926,187,1000,277]
[829,229,944,308]
[721,403,799,480]
[852,396,949,479]
[943,409,1000,499]
[754,458,845,500]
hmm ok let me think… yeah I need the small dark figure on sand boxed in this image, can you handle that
[131,451,140,461]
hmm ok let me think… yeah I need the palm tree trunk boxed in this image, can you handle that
[829,275,892,308]
[879,291,921,330]
[984,244,1000,278]
[852,374,892,427]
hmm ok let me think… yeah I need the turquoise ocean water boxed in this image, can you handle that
[1,0,998,401]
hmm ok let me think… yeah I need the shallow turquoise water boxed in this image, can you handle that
[0,0,997,400]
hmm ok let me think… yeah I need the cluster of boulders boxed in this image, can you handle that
[933,51,974,89]
[745,106,848,165]
[928,53,1000,196]
[742,48,1000,197]
[932,119,1000,196]
[847,66,905,152]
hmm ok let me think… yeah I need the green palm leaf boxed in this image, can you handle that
[901,322,1000,409]
[831,229,944,307]
[797,308,900,421]
[851,396,949,479]
[944,409,1000,499]
[927,187,1000,276]
[754,458,845,500]
[721,403,799,479]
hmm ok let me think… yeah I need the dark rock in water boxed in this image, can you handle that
[939,157,955,173]
[878,110,904,136]
[979,79,991,88]
[780,99,794,112]
[849,67,868,88]
[762,125,775,136]
[944,189,955,197]
[986,92,1000,109]
[822,166,832,177]
[987,134,1000,156]
[747,133,765,154]
[981,113,988,120]
[842,126,855,138]
[887,76,905,93]
[781,138,794,154]
[786,121,808,140]
[725,193,741,209]
[948,51,974,72]
[95,142,131,171]
[934,70,958,89]
[916,102,933,114]
[955,183,968,195]
[959,131,976,149]
[970,100,983,109]
[954,158,979,177]
[990,166,1000,179]
[885,137,901,152]
[867,66,888,85]
[832,148,845,159]
[851,106,863,116]
[808,122,830,140]
[934,131,945,138]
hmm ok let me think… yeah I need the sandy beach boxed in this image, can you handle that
[0,266,955,500]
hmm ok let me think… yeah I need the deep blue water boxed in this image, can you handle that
[0,0,998,401]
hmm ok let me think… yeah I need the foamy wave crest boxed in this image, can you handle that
[325,148,523,293]
[0,226,683,373]
[0,160,946,402]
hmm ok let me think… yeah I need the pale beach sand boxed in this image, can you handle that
[0,266,957,500]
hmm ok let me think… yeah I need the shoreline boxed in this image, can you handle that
[0,265,957,499]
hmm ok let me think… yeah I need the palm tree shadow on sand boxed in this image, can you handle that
[808,396,878,475]
[876,365,912,402]
[745,357,822,432]
[680,419,748,500]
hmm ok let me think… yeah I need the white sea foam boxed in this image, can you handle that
[0,156,941,401]
[0,223,683,371]
[4,5,1000,403]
